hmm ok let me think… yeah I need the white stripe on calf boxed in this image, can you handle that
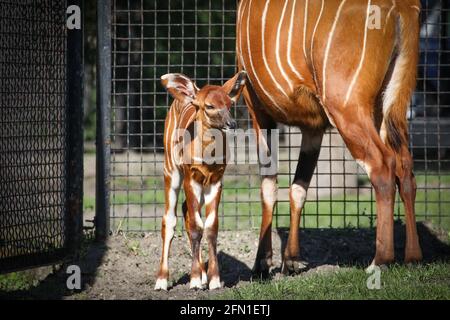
[171,169,181,189]
[163,165,171,179]
[204,182,220,232]
[195,212,204,230]
[197,251,207,286]
[190,179,203,205]
[170,112,179,168]
[162,212,176,266]
[204,210,216,231]
[189,179,204,230]
[165,108,173,172]
[204,182,222,206]
[161,170,181,269]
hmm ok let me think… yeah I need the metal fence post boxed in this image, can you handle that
[66,0,84,252]
[96,0,112,241]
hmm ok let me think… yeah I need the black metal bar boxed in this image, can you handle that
[96,0,112,241]
[0,250,68,275]
[66,0,84,253]
[105,0,449,232]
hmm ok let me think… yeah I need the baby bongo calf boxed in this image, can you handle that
[155,71,246,291]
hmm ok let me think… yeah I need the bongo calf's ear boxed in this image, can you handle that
[161,73,198,105]
[222,71,247,103]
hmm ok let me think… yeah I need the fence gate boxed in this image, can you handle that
[98,0,450,233]
[0,0,83,273]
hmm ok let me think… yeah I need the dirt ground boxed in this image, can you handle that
[1,221,449,300]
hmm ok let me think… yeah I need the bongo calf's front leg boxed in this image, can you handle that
[155,171,181,291]
[204,182,223,290]
[184,178,205,290]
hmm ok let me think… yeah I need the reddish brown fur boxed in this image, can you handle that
[155,72,246,290]
[237,0,422,273]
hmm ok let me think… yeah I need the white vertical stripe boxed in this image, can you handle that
[163,168,169,178]
[384,3,396,34]
[164,109,173,178]
[310,0,325,89]
[322,0,347,102]
[190,179,204,205]
[160,170,180,275]
[386,5,396,23]
[262,0,290,99]
[204,210,216,230]
[164,165,171,178]
[276,0,294,92]
[344,0,371,107]
[238,0,248,70]
[170,111,179,168]
[165,107,173,173]
[204,182,222,206]
[245,0,287,117]
[287,0,304,81]
[303,0,309,61]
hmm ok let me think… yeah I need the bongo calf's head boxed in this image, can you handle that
[161,71,246,131]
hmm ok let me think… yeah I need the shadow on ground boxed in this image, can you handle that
[0,238,108,300]
[277,221,450,268]
[172,251,253,288]
[0,221,448,299]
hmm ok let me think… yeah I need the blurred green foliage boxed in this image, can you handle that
[83,0,238,144]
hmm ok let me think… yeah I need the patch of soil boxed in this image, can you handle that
[1,222,449,300]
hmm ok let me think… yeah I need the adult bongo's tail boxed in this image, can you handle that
[382,1,421,151]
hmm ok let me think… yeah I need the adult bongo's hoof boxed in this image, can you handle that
[405,248,423,264]
[281,258,308,275]
[252,257,272,279]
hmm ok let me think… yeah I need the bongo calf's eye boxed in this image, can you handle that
[206,105,214,110]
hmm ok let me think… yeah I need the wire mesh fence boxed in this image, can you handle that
[0,0,83,273]
[109,0,450,232]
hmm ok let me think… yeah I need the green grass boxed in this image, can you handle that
[216,263,450,300]
[85,174,450,232]
[84,196,95,211]
[0,272,37,292]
